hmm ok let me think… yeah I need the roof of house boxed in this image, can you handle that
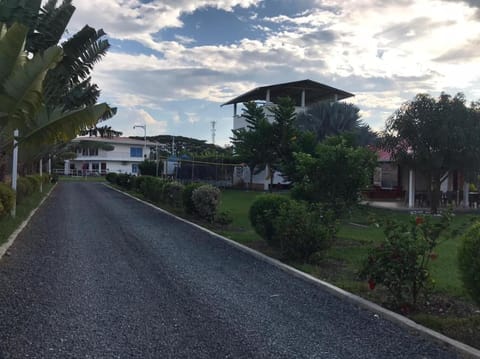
[221,79,354,107]
[73,136,157,146]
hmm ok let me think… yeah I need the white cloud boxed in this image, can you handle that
[68,0,480,140]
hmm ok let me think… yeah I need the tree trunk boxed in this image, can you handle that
[249,165,254,191]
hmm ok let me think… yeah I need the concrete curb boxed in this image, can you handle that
[0,184,56,261]
[108,184,480,359]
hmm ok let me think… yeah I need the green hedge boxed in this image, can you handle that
[0,183,15,218]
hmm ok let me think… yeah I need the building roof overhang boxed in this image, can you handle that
[221,79,354,107]
[72,136,157,147]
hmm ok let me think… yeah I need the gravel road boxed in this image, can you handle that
[0,182,459,358]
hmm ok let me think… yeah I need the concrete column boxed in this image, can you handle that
[408,169,415,208]
[301,89,306,108]
[48,157,52,174]
[463,181,470,208]
[266,89,270,102]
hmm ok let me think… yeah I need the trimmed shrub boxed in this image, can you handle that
[0,183,15,217]
[140,177,166,203]
[40,174,50,184]
[26,175,41,192]
[16,177,33,203]
[274,200,336,261]
[216,210,233,226]
[163,182,185,208]
[458,222,480,306]
[183,183,203,214]
[249,194,290,247]
[133,175,151,193]
[192,184,221,222]
[106,172,118,183]
[116,173,133,189]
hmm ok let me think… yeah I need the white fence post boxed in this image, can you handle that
[11,129,19,217]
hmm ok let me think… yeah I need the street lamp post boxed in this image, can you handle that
[133,124,147,158]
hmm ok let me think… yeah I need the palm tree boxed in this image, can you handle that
[0,0,116,173]
[297,101,376,145]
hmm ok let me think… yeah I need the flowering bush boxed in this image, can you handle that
[192,185,221,222]
[360,211,451,308]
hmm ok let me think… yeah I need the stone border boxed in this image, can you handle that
[109,184,480,358]
[0,184,56,261]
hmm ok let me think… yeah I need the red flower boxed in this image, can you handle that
[430,252,438,260]
[415,216,424,225]
[368,278,376,290]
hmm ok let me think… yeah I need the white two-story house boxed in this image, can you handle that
[222,79,355,190]
[64,136,156,176]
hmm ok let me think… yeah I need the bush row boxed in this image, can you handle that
[0,183,15,218]
[0,174,50,218]
[249,194,337,261]
[106,173,226,223]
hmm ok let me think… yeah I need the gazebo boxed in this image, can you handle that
[222,79,354,120]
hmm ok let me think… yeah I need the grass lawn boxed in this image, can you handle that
[0,183,54,246]
[217,189,480,349]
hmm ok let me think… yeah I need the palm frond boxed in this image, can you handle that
[2,43,63,130]
[27,0,75,52]
[20,102,114,147]
[0,22,28,84]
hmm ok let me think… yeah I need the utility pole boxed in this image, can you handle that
[133,124,147,158]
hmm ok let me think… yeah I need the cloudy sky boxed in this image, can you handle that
[68,0,480,146]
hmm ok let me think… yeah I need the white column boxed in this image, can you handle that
[48,157,51,174]
[264,165,269,191]
[64,160,69,175]
[266,89,270,102]
[301,89,306,108]
[463,181,470,208]
[11,129,18,217]
[39,158,43,193]
[408,169,415,208]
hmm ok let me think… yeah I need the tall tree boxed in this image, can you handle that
[382,93,480,213]
[231,101,274,188]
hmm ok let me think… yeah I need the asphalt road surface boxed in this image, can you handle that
[0,182,459,358]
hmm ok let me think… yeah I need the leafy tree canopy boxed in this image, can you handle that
[381,92,480,213]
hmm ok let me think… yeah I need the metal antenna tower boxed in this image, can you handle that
[211,121,216,145]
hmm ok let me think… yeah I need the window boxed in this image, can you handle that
[81,147,98,156]
[132,164,138,174]
[130,147,143,158]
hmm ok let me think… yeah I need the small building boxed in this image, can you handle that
[64,137,156,176]
[222,79,354,190]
